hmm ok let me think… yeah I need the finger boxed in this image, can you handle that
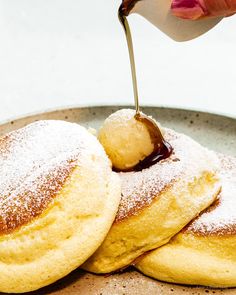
[171,0,236,19]
[171,0,207,20]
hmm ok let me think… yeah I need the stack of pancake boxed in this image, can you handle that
[0,109,235,293]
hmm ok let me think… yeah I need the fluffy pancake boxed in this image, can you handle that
[136,154,236,288]
[0,120,121,293]
[82,128,220,273]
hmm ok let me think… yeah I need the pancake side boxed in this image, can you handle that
[185,155,236,236]
[136,155,236,288]
[82,128,220,273]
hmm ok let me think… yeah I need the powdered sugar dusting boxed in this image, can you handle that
[186,154,236,236]
[115,128,219,222]
[103,109,136,126]
[0,120,105,234]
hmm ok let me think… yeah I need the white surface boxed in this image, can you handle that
[0,0,235,121]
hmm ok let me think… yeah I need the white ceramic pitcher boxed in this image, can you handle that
[120,0,222,41]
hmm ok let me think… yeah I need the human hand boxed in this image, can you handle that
[171,0,236,20]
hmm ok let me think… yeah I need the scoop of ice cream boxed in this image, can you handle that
[171,0,236,20]
[98,109,161,171]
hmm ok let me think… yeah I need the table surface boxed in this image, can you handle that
[0,0,235,122]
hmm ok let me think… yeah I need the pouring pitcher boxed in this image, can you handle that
[120,0,222,41]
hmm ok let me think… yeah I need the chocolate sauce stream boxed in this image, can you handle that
[118,2,173,171]
[119,7,140,114]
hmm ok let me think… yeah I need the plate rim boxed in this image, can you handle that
[0,103,235,127]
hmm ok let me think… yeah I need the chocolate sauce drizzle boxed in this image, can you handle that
[119,1,173,171]
[134,113,172,171]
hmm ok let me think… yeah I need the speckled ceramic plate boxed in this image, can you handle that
[0,106,235,295]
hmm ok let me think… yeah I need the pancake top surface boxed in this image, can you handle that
[115,128,218,223]
[0,120,106,234]
[185,155,236,236]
